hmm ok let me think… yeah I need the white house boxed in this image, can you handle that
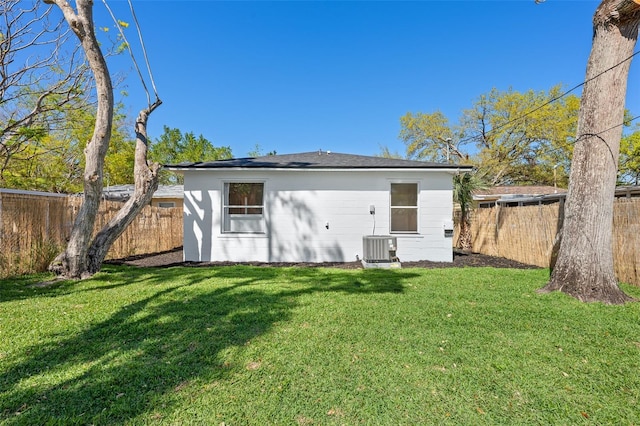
[167,151,472,264]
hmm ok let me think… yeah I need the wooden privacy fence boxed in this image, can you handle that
[0,190,183,275]
[88,197,183,259]
[463,197,640,286]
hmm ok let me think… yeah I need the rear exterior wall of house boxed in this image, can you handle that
[181,169,455,263]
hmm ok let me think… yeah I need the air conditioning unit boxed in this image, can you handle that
[362,235,397,263]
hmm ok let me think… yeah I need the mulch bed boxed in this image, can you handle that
[107,247,541,270]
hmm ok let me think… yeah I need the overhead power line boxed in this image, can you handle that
[127,0,159,101]
[101,0,159,107]
[487,49,640,138]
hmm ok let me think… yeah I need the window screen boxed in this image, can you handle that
[223,182,265,233]
[390,183,418,232]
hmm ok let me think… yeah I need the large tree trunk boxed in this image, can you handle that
[540,0,640,304]
[47,0,161,279]
[47,0,113,279]
[85,101,162,274]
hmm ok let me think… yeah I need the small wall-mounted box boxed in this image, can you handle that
[443,220,454,238]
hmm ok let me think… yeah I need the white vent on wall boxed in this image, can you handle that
[362,236,397,262]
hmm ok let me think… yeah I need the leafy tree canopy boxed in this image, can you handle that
[394,85,583,187]
[0,1,139,194]
[247,143,277,157]
[619,124,640,185]
[150,126,232,184]
[1,100,134,193]
[394,84,639,188]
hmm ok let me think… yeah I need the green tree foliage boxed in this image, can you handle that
[0,90,86,191]
[1,96,87,192]
[2,102,135,193]
[396,85,580,187]
[247,143,276,157]
[0,0,142,192]
[378,145,403,159]
[104,110,136,187]
[0,1,138,193]
[619,127,640,185]
[150,126,232,184]
[399,111,461,162]
[465,86,579,186]
[0,1,91,190]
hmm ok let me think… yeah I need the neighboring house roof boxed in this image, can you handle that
[472,185,567,207]
[474,185,640,207]
[165,151,473,171]
[617,185,640,198]
[102,184,184,202]
[473,185,565,200]
[0,188,70,198]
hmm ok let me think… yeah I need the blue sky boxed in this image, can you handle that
[96,0,640,158]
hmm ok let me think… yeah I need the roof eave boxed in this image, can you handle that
[165,165,472,173]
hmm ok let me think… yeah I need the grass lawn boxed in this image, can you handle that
[1,265,639,425]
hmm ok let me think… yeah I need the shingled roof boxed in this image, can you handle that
[166,151,472,170]
[102,185,184,201]
[473,185,565,200]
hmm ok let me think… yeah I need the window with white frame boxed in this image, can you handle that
[390,183,418,233]
[223,182,265,233]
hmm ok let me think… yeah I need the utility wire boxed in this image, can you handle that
[464,52,640,180]
[101,0,152,107]
[127,0,159,102]
[487,49,640,137]
[588,115,640,139]
[451,60,640,168]
[487,114,640,185]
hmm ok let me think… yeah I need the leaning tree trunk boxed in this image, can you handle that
[47,0,113,279]
[539,0,640,304]
[85,100,162,274]
[47,0,161,279]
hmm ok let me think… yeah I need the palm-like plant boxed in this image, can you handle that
[453,171,487,251]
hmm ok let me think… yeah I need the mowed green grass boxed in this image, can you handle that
[1,265,639,425]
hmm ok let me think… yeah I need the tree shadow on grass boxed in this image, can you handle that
[0,265,418,424]
[0,274,74,303]
[0,268,171,303]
